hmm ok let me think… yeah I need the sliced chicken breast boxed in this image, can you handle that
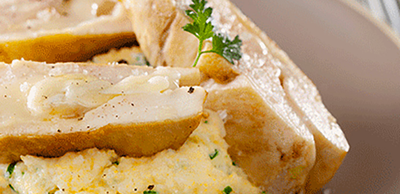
[0,60,206,163]
[125,0,349,192]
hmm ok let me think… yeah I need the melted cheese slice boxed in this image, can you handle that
[0,60,199,127]
[91,47,148,66]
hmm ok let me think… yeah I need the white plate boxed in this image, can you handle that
[231,0,400,193]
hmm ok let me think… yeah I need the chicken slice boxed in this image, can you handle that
[202,75,316,193]
[0,0,135,63]
[126,0,317,193]
[0,60,206,163]
[212,2,350,192]
[125,0,349,192]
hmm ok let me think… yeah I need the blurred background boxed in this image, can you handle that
[231,0,400,193]
[356,0,400,34]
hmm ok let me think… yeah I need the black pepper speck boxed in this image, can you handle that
[188,87,195,94]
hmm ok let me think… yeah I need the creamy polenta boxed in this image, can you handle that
[0,111,261,194]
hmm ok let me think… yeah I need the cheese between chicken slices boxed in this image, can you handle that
[91,46,148,66]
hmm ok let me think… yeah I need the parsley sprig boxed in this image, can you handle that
[182,0,242,67]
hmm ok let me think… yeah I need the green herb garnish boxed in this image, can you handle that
[5,162,17,178]
[143,191,157,194]
[209,149,219,160]
[9,184,18,193]
[223,186,233,194]
[112,160,120,165]
[145,58,151,66]
[232,161,236,166]
[204,120,208,124]
[182,0,242,67]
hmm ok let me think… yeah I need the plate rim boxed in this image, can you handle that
[337,0,400,50]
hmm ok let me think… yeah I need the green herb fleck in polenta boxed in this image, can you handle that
[209,149,219,160]
[223,186,233,194]
[6,162,17,178]
[9,184,18,193]
[143,190,158,194]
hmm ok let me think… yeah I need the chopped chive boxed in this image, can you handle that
[145,58,150,66]
[6,162,17,178]
[9,184,18,193]
[143,191,157,194]
[209,149,219,160]
[223,186,233,194]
